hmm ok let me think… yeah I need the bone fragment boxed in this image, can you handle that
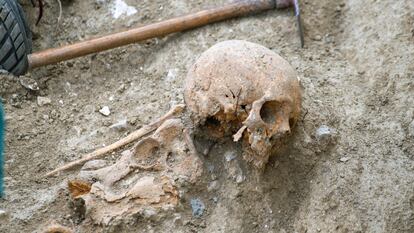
[233,125,247,142]
[44,224,73,233]
[45,104,185,177]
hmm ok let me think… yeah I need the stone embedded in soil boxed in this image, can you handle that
[0,209,7,218]
[19,77,39,91]
[316,125,335,140]
[224,151,237,162]
[236,174,245,184]
[110,0,137,19]
[116,84,127,93]
[314,35,322,41]
[165,68,178,83]
[37,96,52,106]
[207,181,219,192]
[99,106,111,116]
[339,157,350,162]
[190,199,205,218]
[142,208,157,219]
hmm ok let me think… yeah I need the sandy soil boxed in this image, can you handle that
[0,0,413,232]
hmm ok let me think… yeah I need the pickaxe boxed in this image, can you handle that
[27,0,304,72]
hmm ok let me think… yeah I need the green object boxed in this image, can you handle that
[0,103,4,197]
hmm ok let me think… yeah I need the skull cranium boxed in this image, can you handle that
[184,40,301,168]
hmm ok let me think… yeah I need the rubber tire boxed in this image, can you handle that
[0,0,32,76]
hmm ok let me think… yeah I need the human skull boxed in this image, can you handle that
[184,40,301,168]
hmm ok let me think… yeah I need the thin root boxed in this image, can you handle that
[56,0,62,24]
[35,0,43,25]
[35,0,63,25]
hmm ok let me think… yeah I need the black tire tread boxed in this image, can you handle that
[0,0,32,76]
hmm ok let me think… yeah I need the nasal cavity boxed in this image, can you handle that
[205,116,221,127]
[260,101,281,124]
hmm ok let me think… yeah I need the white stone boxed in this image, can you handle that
[99,106,111,116]
[37,96,52,106]
[224,151,237,162]
[19,77,39,91]
[111,0,137,19]
[0,209,7,218]
[236,174,245,184]
[165,68,178,82]
[340,157,350,162]
[316,125,335,139]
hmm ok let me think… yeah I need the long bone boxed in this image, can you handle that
[45,104,185,177]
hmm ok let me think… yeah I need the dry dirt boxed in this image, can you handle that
[0,0,413,232]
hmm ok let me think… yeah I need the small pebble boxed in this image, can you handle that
[236,174,245,184]
[340,157,350,162]
[143,208,157,219]
[0,209,7,218]
[37,96,52,106]
[314,35,322,41]
[165,68,178,82]
[99,106,111,116]
[224,151,237,162]
[316,125,335,140]
[207,181,219,192]
[117,84,127,93]
[19,77,39,91]
[190,198,205,218]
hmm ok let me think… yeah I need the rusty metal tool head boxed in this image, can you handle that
[22,0,305,74]
[276,0,304,47]
[293,0,305,48]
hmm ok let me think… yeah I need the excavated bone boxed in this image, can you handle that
[184,40,301,168]
[74,119,202,225]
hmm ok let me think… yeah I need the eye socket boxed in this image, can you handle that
[260,101,282,124]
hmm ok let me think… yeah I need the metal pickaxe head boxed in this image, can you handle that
[276,0,305,48]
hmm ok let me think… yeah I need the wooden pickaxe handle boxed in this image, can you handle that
[28,0,295,70]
